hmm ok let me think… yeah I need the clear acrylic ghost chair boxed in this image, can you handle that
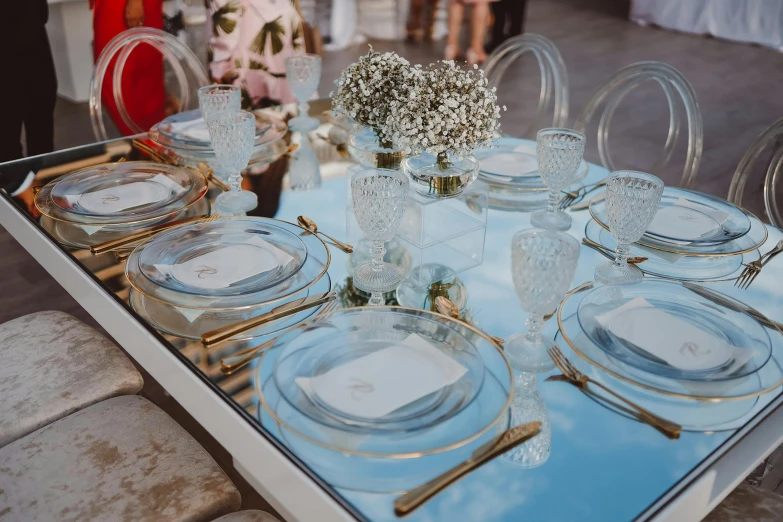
[728,116,783,227]
[573,61,703,189]
[90,27,210,141]
[482,34,568,135]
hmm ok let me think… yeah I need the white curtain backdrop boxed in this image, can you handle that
[631,0,783,52]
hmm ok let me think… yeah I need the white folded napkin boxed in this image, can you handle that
[295,333,468,420]
[596,297,751,372]
[647,198,730,242]
[168,117,212,142]
[153,236,294,322]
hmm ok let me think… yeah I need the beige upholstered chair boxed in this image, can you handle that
[214,510,281,522]
[704,483,783,522]
[0,311,143,448]
[0,395,241,521]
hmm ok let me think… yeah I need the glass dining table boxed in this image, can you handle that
[1,99,782,522]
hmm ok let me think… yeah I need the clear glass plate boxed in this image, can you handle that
[556,281,783,401]
[138,219,308,297]
[584,219,748,281]
[126,217,329,309]
[35,161,208,226]
[157,109,273,148]
[149,112,287,154]
[475,137,588,189]
[129,272,331,342]
[254,307,513,493]
[590,187,757,249]
[575,280,772,382]
[272,308,486,433]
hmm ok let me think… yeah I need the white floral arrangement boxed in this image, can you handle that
[385,61,505,159]
[331,48,416,129]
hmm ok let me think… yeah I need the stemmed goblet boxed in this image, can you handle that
[198,84,241,123]
[351,168,409,306]
[206,110,259,215]
[530,128,586,231]
[285,54,322,131]
[595,171,664,284]
[507,229,580,372]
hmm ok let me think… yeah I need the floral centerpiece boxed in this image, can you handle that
[387,61,503,171]
[331,48,415,168]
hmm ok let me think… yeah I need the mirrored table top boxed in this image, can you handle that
[2,99,782,522]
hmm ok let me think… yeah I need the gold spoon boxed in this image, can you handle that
[297,216,353,253]
[435,296,505,347]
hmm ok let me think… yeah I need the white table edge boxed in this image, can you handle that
[0,195,357,522]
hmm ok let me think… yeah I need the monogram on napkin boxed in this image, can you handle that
[68,174,185,214]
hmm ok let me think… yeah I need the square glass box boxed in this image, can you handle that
[346,166,488,287]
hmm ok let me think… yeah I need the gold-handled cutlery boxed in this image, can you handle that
[317,133,350,159]
[582,238,648,265]
[559,178,608,209]
[734,239,783,290]
[219,301,339,374]
[434,296,505,346]
[683,282,783,332]
[296,216,354,254]
[546,346,681,439]
[90,213,221,255]
[569,192,606,212]
[393,421,542,516]
[201,291,337,348]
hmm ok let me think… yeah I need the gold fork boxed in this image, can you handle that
[219,301,340,374]
[735,239,783,290]
[558,178,608,210]
[547,346,681,439]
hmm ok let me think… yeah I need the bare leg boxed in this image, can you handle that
[467,2,489,64]
[445,1,464,60]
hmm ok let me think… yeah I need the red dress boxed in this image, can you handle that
[92,0,166,136]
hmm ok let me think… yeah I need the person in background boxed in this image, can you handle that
[445,0,497,66]
[406,0,440,43]
[1,0,57,164]
[205,0,305,109]
[488,0,527,52]
[91,0,166,135]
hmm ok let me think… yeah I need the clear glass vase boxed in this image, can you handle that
[347,124,406,170]
[403,151,479,198]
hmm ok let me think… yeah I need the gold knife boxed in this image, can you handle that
[200,291,337,348]
[89,214,215,255]
[393,421,541,516]
[682,282,783,332]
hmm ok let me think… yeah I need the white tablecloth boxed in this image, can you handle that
[631,0,783,52]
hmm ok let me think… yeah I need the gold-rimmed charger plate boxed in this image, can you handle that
[556,281,783,402]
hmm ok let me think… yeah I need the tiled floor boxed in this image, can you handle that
[6,0,783,513]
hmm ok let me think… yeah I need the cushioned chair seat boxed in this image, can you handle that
[213,510,281,522]
[0,395,241,521]
[0,311,143,447]
[705,483,783,522]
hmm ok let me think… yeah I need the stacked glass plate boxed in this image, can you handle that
[148,109,288,168]
[255,307,513,492]
[35,161,209,249]
[586,187,767,281]
[126,217,331,342]
[555,279,783,431]
[474,137,589,211]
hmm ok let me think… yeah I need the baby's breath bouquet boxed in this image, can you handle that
[386,61,504,169]
[331,48,415,130]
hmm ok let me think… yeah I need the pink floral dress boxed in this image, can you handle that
[205,0,305,109]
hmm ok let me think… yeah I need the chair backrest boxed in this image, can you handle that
[573,61,703,189]
[482,34,568,135]
[728,117,783,227]
[90,27,210,141]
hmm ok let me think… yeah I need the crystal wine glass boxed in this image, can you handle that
[206,110,259,215]
[285,54,322,131]
[197,84,241,123]
[530,128,586,231]
[595,170,664,284]
[289,135,322,190]
[351,168,409,306]
[507,229,580,372]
